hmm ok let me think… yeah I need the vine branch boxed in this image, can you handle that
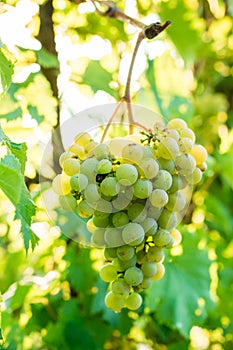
[91,0,171,139]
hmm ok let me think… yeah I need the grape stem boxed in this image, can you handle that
[91,0,171,140]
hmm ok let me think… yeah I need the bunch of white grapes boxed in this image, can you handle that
[52,118,207,312]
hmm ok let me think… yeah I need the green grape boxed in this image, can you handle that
[94,209,109,219]
[166,191,186,211]
[95,199,113,213]
[138,277,152,290]
[111,278,130,297]
[168,129,180,141]
[180,127,196,143]
[153,228,172,246]
[175,153,196,176]
[168,174,187,193]
[146,205,162,220]
[165,235,174,249]
[84,183,101,203]
[141,217,158,236]
[122,223,144,246]
[80,158,99,182]
[186,167,203,185]
[70,173,88,191]
[91,228,106,247]
[68,143,85,159]
[178,137,194,153]
[112,212,129,227]
[127,202,147,223]
[100,264,118,282]
[59,194,77,211]
[59,151,75,168]
[115,164,138,186]
[141,261,157,277]
[152,263,165,280]
[125,292,142,310]
[149,189,169,208]
[122,143,144,164]
[190,144,208,165]
[153,170,172,191]
[63,158,80,176]
[86,218,97,234]
[136,249,147,264]
[97,159,112,174]
[124,266,143,286]
[100,177,120,197]
[157,158,175,174]
[142,145,154,158]
[157,137,179,160]
[112,192,131,211]
[104,247,117,260]
[147,246,164,262]
[74,132,92,146]
[139,158,159,179]
[108,137,130,157]
[77,199,94,218]
[84,141,99,156]
[167,118,187,130]
[170,229,182,246]
[93,143,110,160]
[133,178,153,199]
[52,174,71,195]
[105,291,125,312]
[158,209,177,230]
[117,245,135,261]
[105,227,125,247]
[116,254,137,270]
[92,213,110,227]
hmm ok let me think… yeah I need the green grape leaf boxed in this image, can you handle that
[0,106,22,121]
[145,233,213,337]
[65,246,97,293]
[82,61,115,96]
[0,155,22,206]
[9,283,32,311]
[14,183,38,252]
[6,141,27,173]
[205,192,233,239]
[36,48,59,69]
[27,105,44,124]
[0,48,14,94]
[160,1,203,63]
[0,125,27,173]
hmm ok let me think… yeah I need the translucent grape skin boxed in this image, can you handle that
[112,212,129,227]
[100,264,118,282]
[149,189,169,208]
[117,245,135,261]
[122,223,145,246]
[141,261,157,278]
[111,278,130,297]
[124,266,143,286]
[115,163,138,186]
[133,178,153,199]
[125,292,142,310]
[105,291,125,312]
[59,195,77,211]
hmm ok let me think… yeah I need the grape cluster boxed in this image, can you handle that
[52,118,207,312]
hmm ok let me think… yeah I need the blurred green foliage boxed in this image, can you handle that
[0,0,233,349]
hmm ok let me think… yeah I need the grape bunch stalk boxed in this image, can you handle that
[52,117,207,312]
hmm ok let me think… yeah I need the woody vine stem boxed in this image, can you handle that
[89,0,171,142]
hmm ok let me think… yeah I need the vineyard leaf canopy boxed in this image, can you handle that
[145,233,213,337]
